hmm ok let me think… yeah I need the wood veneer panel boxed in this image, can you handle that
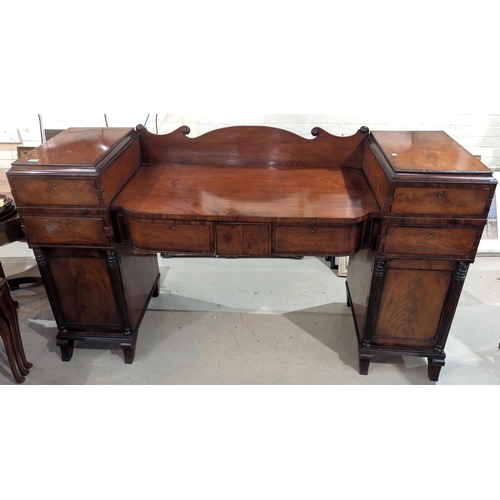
[48,252,120,327]
[216,224,270,256]
[113,165,381,224]
[391,186,491,216]
[383,226,478,257]
[373,268,452,348]
[127,219,214,253]
[139,125,368,168]
[273,225,362,255]
[22,216,109,247]
[372,131,491,174]
[12,128,134,168]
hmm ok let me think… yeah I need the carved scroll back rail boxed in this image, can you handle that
[138,125,370,168]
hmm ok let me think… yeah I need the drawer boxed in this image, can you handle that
[391,187,491,216]
[9,178,101,208]
[273,224,362,256]
[127,219,214,253]
[22,217,110,247]
[383,226,478,257]
[216,224,270,256]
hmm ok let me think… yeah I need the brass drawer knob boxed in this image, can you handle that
[62,222,67,228]
[311,227,315,233]
[438,192,444,199]
[172,224,176,230]
[429,232,434,238]
[53,184,57,190]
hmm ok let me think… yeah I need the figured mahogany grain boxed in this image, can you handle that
[139,125,367,167]
[12,128,134,168]
[127,219,214,253]
[112,164,381,224]
[391,186,491,216]
[216,224,270,256]
[372,131,491,174]
[383,226,478,257]
[22,216,109,247]
[373,268,452,348]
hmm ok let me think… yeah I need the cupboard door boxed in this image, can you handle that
[372,265,453,349]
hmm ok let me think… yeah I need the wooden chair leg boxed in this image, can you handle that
[0,279,31,383]
[0,323,26,384]
[1,291,32,372]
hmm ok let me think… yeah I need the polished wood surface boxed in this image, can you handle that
[139,125,369,167]
[371,131,491,173]
[0,277,32,383]
[6,125,498,382]
[113,164,381,224]
[0,170,24,246]
[12,127,134,169]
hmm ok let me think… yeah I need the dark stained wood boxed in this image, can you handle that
[0,277,32,383]
[127,219,214,253]
[11,127,135,170]
[113,164,381,224]
[383,226,479,258]
[345,249,376,344]
[0,169,24,245]
[371,131,492,174]
[273,224,363,256]
[9,178,100,208]
[48,249,121,327]
[391,186,492,216]
[362,141,391,211]
[117,244,160,334]
[22,216,110,247]
[216,224,270,256]
[139,125,369,167]
[7,125,498,381]
[373,267,452,348]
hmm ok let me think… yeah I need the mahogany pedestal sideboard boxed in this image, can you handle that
[7,125,497,381]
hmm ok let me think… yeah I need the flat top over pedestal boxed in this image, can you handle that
[372,131,491,174]
[11,127,134,170]
[112,163,381,224]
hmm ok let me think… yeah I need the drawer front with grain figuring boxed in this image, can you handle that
[127,219,214,253]
[383,226,478,257]
[9,178,101,208]
[391,187,491,216]
[216,224,270,256]
[273,224,362,256]
[22,217,110,247]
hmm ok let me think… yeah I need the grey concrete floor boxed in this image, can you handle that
[1,242,499,385]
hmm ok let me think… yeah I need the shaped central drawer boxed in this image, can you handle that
[216,224,270,256]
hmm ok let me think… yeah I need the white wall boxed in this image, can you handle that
[1,114,500,171]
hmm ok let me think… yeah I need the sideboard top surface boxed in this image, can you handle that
[112,164,382,223]
[10,127,134,171]
[372,131,491,175]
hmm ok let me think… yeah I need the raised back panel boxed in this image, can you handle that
[138,125,369,167]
